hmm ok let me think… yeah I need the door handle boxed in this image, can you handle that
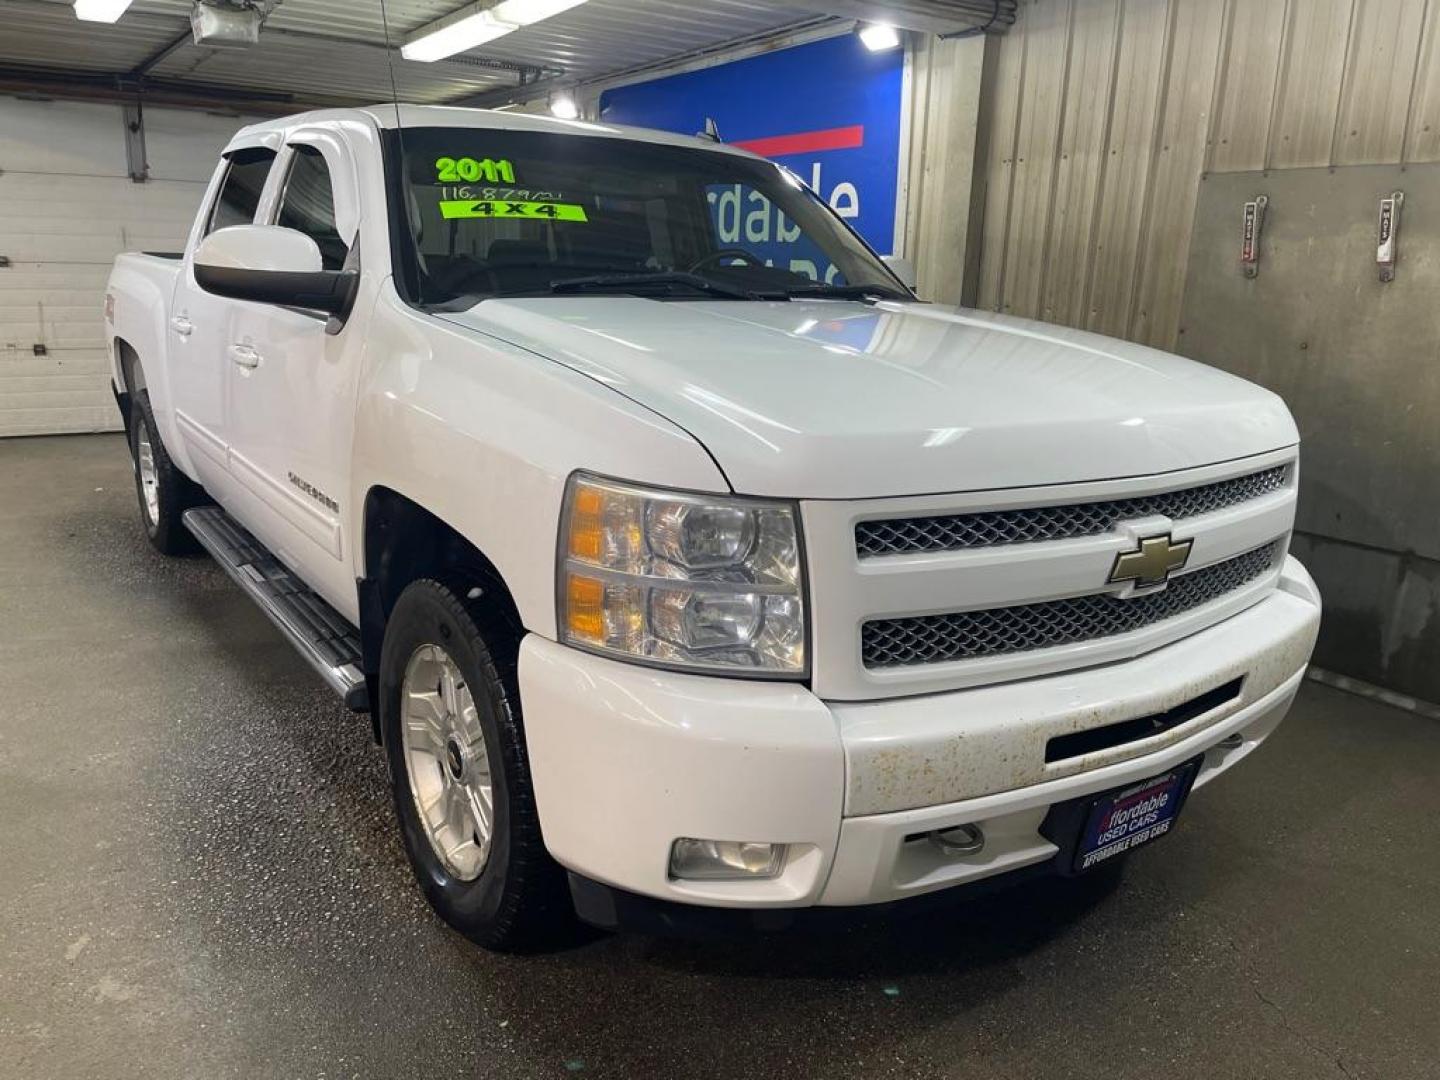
[169,315,193,337]
[229,343,261,369]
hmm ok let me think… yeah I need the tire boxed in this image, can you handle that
[129,389,202,555]
[379,579,570,952]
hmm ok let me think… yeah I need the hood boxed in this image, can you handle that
[438,298,1298,500]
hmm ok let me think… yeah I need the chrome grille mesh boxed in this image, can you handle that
[861,542,1280,669]
[855,466,1289,558]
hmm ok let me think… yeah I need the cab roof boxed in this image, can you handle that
[229,104,761,161]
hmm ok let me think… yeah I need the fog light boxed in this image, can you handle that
[669,838,786,880]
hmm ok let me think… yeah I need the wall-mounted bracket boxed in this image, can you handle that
[1240,194,1267,277]
[1377,191,1403,283]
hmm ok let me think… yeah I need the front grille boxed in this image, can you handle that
[855,465,1289,558]
[861,541,1280,669]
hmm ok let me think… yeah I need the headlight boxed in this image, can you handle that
[557,474,807,676]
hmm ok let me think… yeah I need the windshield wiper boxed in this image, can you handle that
[548,271,780,301]
[783,283,910,302]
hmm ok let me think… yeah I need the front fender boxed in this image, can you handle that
[349,289,728,636]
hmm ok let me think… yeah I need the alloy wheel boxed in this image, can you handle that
[399,644,496,881]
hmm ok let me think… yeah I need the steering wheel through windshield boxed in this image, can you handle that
[687,248,765,274]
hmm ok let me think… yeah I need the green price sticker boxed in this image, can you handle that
[438,199,589,222]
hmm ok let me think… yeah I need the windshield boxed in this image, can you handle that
[387,127,906,306]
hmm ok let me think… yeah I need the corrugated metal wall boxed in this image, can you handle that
[973,0,1440,347]
[964,0,1440,703]
[902,32,990,301]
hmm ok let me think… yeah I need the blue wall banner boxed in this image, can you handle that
[597,33,905,259]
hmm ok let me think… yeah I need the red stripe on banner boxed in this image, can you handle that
[732,124,865,157]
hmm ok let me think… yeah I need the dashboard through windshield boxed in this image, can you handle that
[387,127,905,306]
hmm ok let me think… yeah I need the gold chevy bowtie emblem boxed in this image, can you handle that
[1109,533,1194,589]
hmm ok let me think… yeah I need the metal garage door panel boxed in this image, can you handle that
[1178,164,1440,564]
[0,100,239,437]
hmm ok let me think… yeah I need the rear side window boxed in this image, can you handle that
[276,145,349,271]
[207,147,276,235]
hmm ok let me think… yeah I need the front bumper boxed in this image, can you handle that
[519,557,1321,914]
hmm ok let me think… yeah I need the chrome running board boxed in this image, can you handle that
[183,507,368,711]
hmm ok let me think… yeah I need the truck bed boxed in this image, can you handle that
[105,251,186,404]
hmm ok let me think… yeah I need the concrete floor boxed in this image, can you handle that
[2,433,1437,1080]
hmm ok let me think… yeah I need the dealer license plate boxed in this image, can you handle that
[1074,763,1197,872]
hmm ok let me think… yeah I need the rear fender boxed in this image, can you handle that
[108,255,193,476]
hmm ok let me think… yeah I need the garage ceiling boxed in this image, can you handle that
[0,0,1009,114]
[0,0,838,111]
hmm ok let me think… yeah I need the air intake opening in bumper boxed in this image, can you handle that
[1044,677,1244,763]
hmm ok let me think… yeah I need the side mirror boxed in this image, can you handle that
[882,254,917,292]
[193,225,357,319]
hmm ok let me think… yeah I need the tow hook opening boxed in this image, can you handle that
[910,823,986,857]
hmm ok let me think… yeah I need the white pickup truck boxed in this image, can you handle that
[106,105,1321,950]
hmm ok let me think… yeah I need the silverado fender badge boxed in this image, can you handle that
[287,472,339,514]
[1109,533,1193,590]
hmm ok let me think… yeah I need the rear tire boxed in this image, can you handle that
[129,390,202,555]
[379,579,571,952]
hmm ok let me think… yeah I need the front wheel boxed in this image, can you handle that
[379,579,569,951]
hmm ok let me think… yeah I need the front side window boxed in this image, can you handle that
[276,145,348,271]
[206,147,276,235]
[390,128,905,306]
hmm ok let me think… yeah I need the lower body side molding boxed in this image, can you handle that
[183,507,368,711]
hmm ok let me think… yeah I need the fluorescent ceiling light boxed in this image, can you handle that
[550,95,579,119]
[492,0,588,20]
[73,0,132,22]
[402,11,513,61]
[402,0,588,62]
[858,23,901,51]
